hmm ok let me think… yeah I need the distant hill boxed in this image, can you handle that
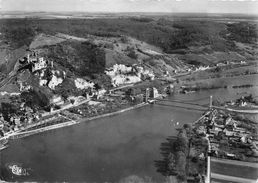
[0,16,257,67]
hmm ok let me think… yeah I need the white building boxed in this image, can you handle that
[48,75,63,90]
[75,78,95,90]
[105,64,155,87]
[32,57,47,72]
[112,75,141,87]
[152,87,159,98]
[51,95,64,105]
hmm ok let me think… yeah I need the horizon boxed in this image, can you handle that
[0,0,258,15]
[1,11,258,17]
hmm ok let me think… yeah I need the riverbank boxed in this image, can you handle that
[5,102,149,140]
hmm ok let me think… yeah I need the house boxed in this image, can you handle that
[225,116,233,125]
[32,57,47,72]
[19,82,32,92]
[144,88,150,102]
[0,119,4,129]
[48,75,63,90]
[19,56,28,64]
[234,127,248,134]
[226,153,236,158]
[67,96,86,105]
[75,78,95,90]
[196,125,206,135]
[214,123,225,129]
[166,84,174,95]
[51,95,64,106]
[96,89,106,97]
[105,64,155,87]
[111,75,141,87]
[214,127,223,132]
[224,129,234,137]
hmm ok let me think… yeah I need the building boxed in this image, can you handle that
[48,75,63,90]
[167,84,174,95]
[51,95,64,106]
[144,88,150,102]
[150,87,159,99]
[32,57,47,72]
[74,78,95,90]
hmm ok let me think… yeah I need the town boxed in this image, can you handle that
[0,47,253,142]
[0,49,171,141]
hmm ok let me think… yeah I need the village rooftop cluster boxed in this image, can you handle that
[195,109,258,161]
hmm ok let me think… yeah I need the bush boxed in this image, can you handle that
[0,103,18,121]
[126,47,138,59]
[21,89,50,110]
[173,130,189,154]
[175,151,187,182]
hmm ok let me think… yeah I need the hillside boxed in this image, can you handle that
[0,29,187,113]
[32,32,187,76]
[0,16,257,66]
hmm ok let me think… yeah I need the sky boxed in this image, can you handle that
[0,0,258,15]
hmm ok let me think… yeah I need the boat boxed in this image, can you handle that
[0,144,8,151]
[0,139,8,151]
[5,163,31,176]
[147,99,156,104]
[182,90,196,94]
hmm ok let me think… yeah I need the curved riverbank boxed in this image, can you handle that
[7,102,149,140]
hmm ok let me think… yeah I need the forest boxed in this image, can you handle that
[1,17,257,53]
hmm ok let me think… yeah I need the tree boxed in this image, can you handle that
[20,89,50,110]
[0,103,18,121]
[175,151,187,183]
[173,130,189,155]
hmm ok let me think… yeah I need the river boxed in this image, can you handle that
[1,81,258,182]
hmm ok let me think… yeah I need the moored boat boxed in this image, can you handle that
[0,139,8,151]
[0,145,8,151]
[5,163,31,177]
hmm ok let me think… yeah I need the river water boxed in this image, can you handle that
[1,78,258,182]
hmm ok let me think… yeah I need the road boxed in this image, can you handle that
[109,83,134,92]
[0,72,16,89]
[211,158,258,183]
[41,98,89,117]
[211,173,257,183]
[211,158,258,168]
